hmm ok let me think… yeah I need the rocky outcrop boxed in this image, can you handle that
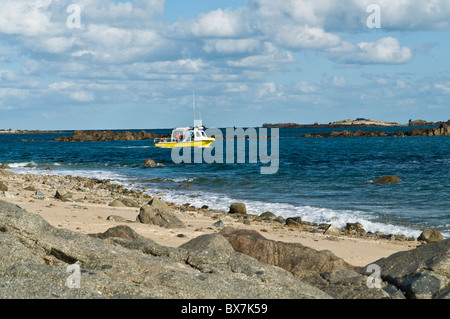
[137,197,185,228]
[53,130,162,142]
[365,239,450,299]
[0,200,333,299]
[300,124,450,138]
[143,158,165,168]
[372,176,402,184]
[219,228,356,279]
[409,119,450,127]
[405,124,450,136]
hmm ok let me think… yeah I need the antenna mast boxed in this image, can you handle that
[193,91,196,127]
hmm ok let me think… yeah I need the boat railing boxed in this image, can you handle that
[154,137,167,144]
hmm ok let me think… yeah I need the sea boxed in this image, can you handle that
[1,126,449,239]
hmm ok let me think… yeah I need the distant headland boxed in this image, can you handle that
[263,118,450,129]
[0,129,65,135]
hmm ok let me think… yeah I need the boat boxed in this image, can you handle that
[154,93,215,148]
[154,125,215,148]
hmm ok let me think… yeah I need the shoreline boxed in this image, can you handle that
[0,169,421,267]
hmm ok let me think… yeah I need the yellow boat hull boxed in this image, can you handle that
[155,138,215,148]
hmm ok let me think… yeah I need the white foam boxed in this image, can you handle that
[6,165,437,239]
[152,188,423,238]
[7,161,37,168]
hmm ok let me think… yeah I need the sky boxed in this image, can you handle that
[0,0,449,130]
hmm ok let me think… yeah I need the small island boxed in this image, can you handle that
[263,118,450,129]
[263,118,403,128]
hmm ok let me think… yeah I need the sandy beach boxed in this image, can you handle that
[0,169,419,267]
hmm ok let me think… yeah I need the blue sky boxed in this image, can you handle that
[0,0,449,130]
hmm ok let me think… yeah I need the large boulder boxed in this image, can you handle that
[418,229,444,243]
[0,200,333,299]
[228,202,247,215]
[137,197,185,228]
[362,239,450,299]
[219,228,356,279]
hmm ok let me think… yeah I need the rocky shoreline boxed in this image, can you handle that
[0,168,449,299]
[300,123,450,138]
[53,130,165,142]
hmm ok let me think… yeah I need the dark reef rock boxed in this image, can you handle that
[53,130,163,142]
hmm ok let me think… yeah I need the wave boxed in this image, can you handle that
[150,187,424,238]
[6,163,442,239]
[7,161,37,168]
[114,146,153,149]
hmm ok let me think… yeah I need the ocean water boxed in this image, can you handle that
[1,126,449,239]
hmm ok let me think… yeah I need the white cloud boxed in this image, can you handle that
[70,91,94,102]
[189,8,250,38]
[49,81,74,90]
[203,39,261,54]
[324,37,413,64]
[0,0,55,37]
[332,76,347,87]
[295,81,318,93]
[435,82,450,94]
[227,42,295,69]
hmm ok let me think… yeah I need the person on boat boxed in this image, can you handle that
[177,133,181,141]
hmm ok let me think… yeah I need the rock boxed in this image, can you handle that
[137,197,185,228]
[0,182,8,192]
[23,186,37,191]
[121,198,140,208]
[274,216,285,224]
[35,190,45,196]
[363,239,450,299]
[0,164,11,169]
[53,130,162,142]
[286,217,302,227]
[260,211,276,220]
[213,220,224,228]
[143,158,156,166]
[219,228,356,279]
[303,270,391,299]
[418,229,444,243]
[228,202,247,215]
[54,188,73,201]
[143,159,164,168]
[0,200,333,299]
[108,199,127,207]
[178,233,331,299]
[90,225,142,240]
[106,215,131,223]
[324,225,341,236]
[372,176,402,184]
[346,223,366,235]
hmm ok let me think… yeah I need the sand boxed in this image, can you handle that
[0,170,420,267]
